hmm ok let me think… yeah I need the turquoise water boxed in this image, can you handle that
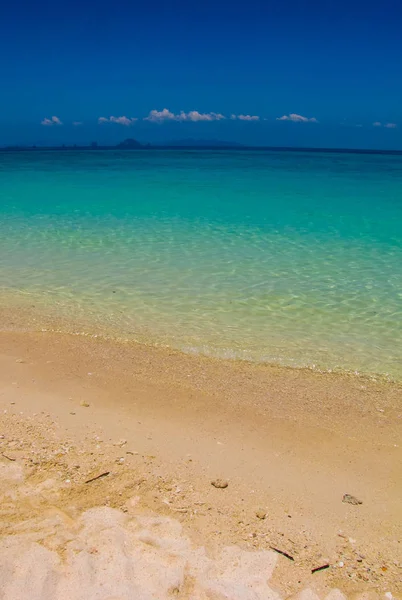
[0,149,401,379]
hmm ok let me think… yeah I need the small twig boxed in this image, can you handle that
[270,547,294,561]
[1,453,16,462]
[312,564,330,574]
[85,471,110,484]
[162,499,189,513]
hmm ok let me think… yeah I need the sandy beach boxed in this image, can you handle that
[2,0,402,593]
[0,307,401,599]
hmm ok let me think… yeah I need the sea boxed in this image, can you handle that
[0,148,401,380]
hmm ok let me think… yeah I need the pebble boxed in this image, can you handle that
[80,401,90,408]
[342,493,363,505]
[211,479,228,489]
[256,509,267,520]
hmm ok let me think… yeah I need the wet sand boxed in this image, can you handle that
[0,308,401,598]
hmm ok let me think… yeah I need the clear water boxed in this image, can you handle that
[0,149,401,379]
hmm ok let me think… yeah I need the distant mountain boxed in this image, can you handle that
[1,138,145,151]
[1,137,243,152]
[161,139,245,148]
[116,138,144,149]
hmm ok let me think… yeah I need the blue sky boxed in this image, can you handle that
[1,0,401,149]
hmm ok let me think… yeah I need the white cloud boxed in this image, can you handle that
[41,116,63,126]
[110,116,137,125]
[144,108,176,123]
[372,121,397,129]
[98,116,137,126]
[179,110,225,122]
[144,108,226,123]
[73,121,83,126]
[236,114,260,121]
[276,113,318,123]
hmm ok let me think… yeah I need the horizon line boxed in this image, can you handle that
[1,142,402,156]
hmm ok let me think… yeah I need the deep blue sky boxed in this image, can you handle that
[1,0,401,148]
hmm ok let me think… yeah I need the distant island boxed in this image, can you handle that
[1,138,402,155]
[115,138,144,149]
[1,139,146,152]
[0,138,245,152]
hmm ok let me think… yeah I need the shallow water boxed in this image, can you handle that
[0,149,401,378]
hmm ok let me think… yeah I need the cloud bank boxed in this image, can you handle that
[230,114,260,121]
[98,116,137,126]
[372,121,397,129]
[276,113,318,123]
[41,116,63,126]
[38,112,398,130]
[144,109,226,123]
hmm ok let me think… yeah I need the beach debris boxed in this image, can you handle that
[311,564,330,574]
[85,471,110,484]
[211,479,228,489]
[269,546,294,561]
[113,439,127,447]
[342,493,363,505]
[80,400,90,408]
[1,453,16,462]
[162,499,189,513]
[256,509,267,520]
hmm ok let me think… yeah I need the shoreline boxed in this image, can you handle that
[0,306,401,596]
[0,295,400,384]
